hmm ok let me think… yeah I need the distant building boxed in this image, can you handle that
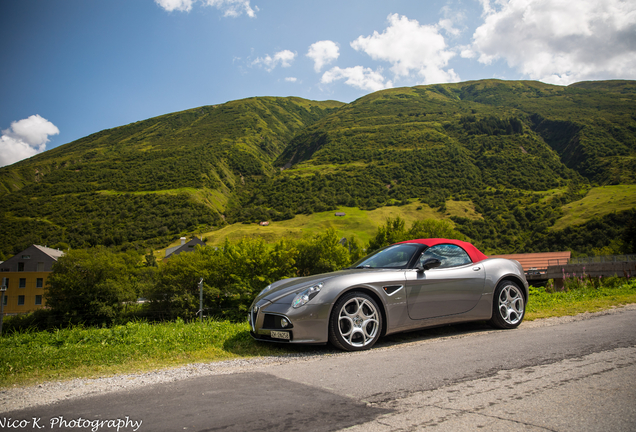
[259,221,270,226]
[335,212,346,217]
[165,237,206,259]
[0,245,65,315]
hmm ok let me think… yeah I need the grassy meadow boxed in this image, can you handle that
[553,185,636,230]
[159,200,481,256]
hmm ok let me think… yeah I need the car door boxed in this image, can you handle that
[405,244,485,320]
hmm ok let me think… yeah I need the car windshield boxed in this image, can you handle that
[350,244,420,269]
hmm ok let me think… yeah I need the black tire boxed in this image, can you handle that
[488,280,525,329]
[329,291,382,351]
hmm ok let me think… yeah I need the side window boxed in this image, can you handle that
[419,244,472,269]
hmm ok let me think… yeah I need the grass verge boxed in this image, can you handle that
[525,278,636,320]
[1,279,635,388]
[0,319,291,388]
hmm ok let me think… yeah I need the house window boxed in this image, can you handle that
[18,262,25,272]
[21,255,31,259]
[37,262,45,272]
[35,295,42,305]
[36,278,43,288]
[2,278,8,289]
[19,278,26,288]
[18,295,25,305]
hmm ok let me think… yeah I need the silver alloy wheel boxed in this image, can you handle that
[338,296,380,348]
[497,283,525,325]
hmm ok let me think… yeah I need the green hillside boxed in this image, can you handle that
[0,80,634,258]
[0,97,342,255]
[229,80,635,253]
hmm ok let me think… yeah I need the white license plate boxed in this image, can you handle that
[270,330,290,340]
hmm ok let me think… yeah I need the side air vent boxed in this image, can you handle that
[383,285,403,296]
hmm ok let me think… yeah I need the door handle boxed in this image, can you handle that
[472,266,481,271]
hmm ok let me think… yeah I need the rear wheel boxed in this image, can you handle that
[329,291,382,351]
[488,280,525,329]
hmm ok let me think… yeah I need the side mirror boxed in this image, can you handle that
[417,258,442,272]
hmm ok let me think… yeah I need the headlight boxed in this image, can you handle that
[292,282,323,308]
[258,284,273,297]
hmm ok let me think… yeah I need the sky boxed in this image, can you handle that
[1,0,635,167]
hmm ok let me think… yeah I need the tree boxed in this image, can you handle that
[621,209,636,253]
[144,251,158,267]
[408,219,465,241]
[295,229,351,276]
[149,245,218,321]
[45,247,143,325]
[367,217,407,251]
[367,217,466,252]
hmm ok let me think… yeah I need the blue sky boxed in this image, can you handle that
[1,0,635,167]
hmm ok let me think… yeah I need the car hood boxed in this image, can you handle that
[258,268,387,304]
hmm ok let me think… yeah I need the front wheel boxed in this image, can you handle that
[488,280,525,329]
[329,291,382,351]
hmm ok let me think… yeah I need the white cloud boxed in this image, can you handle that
[155,0,257,17]
[285,77,298,82]
[350,13,460,85]
[155,0,194,12]
[321,66,393,92]
[203,0,257,18]
[438,18,461,37]
[307,40,340,72]
[472,0,636,84]
[0,115,59,167]
[439,4,466,37]
[459,45,476,59]
[252,50,296,71]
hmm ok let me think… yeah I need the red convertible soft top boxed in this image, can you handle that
[397,238,488,264]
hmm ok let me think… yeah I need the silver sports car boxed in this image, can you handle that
[249,238,529,351]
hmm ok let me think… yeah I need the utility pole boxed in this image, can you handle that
[198,278,204,323]
[0,277,7,336]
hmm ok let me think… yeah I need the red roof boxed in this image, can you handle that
[397,238,488,264]
[490,251,571,270]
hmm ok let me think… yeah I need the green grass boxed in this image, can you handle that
[525,278,636,320]
[0,319,289,388]
[553,185,636,230]
[1,279,635,388]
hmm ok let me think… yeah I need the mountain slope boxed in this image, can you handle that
[0,80,634,257]
[229,80,635,252]
[0,97,342,255]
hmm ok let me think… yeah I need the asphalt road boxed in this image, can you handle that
[4,308,636,432]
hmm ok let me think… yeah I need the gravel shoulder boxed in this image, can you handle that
[2,304,635,414]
